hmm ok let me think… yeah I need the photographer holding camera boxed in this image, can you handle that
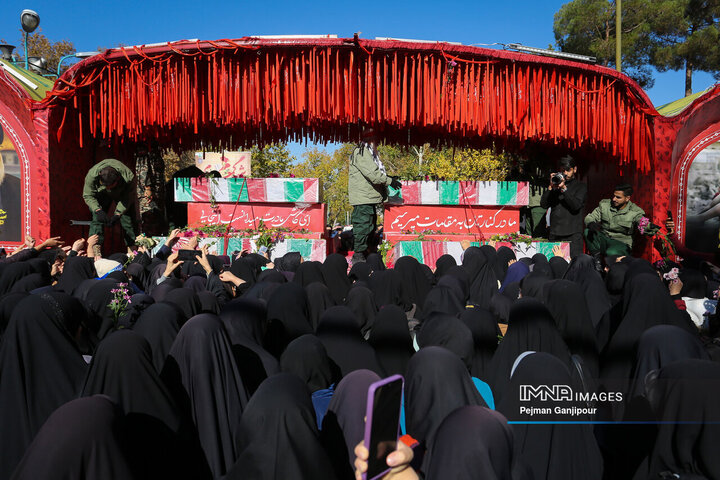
[540,155,587,258]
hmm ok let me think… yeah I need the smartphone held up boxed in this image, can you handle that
[363,375,404,480]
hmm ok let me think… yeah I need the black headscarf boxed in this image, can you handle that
[305,282,336,331]
[183,275,208,293]
[421,281,465,319]
[0,261,34,295]
[480,244,504,284]
[150,276,181,301]
[441,265,470,303]
[638,359,720,480]
[368,269,411,311]
[219,297,279,395]
[459,307,502,379]
[365,252,386,272]
[280,334,339,393]
[394,256,432,316]
[628,325,709,402]
[280,251,302,273]
[425,406,515,480]
[497,352,603,480]
[227,373,337,480]
[405,347,487,459]
[316,305,381,376]
[496,246,517,281]
[321,369,381,479]
[368,304,415,376]
[82,279,124,340]
[0,291,27,339]
[601,273,697,419]
[163,287,202,323]
[519,270,550,300]
[0,293,89,479]
[679,268,707,299]
[434,254,457,281]
[293,261,325,287]
[348,262,372,283]
[462,246,499,307]
[81,330,206,480]
[264,282,313,357]
[162,314,248,478]
[321,253,351,304]
[344,285,377,336]
[117,292,155,329]
[230,257,257,287]
[417,313,475,371]
[9,272,50,293]
[131,302,182,372]
[549,255,569,279]
[543,279,599,378]
[127,263,150,293]
[10,396,136,480]
[488,298,573,403]
[82,330,182,432]
[563,254,612,330]
[256,268,286,284]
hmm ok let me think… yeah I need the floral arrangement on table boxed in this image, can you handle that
[108,283,131,327]
[489,232,540,247]
[181,224,309,239]
[637,216,677,260]
[400,229,445,240]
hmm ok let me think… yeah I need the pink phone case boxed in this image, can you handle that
[362,374,404,480]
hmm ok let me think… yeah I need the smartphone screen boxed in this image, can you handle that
[365,376,404,480]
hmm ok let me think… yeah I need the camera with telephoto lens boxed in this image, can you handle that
[551,173,565,185]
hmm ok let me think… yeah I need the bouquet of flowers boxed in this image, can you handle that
[662,267,680,283]
[637,216,677,260]
[108,283,131,327]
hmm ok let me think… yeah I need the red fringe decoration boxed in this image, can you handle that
[38,38,658,171]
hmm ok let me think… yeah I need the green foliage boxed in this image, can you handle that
[553,0,720,94]
[251,143,295,177]
[291,145,352,225]
[425,147,512,181]
[290,142,513,224]
[11,28,76,75]
[553,0,657,88]
[648,0,720,93]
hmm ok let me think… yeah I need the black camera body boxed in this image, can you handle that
[551,173,565,185]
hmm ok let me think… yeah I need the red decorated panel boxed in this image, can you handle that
[383,205,519,235]
[187,202,326,232]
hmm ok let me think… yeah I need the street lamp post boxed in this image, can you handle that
[616,0,622,72]
[20,9,40,70]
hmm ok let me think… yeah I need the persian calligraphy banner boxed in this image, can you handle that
[383,205,519,235]
[187,203,326,232]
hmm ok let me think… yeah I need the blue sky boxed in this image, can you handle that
[2,0,717,158]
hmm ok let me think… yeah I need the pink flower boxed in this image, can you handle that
[663,267,679,282]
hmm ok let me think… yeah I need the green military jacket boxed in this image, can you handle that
[83,159,135,215]
[348,144,392,206]
[585,198,645,247]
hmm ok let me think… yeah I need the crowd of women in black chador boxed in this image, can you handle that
[1,233,720,480]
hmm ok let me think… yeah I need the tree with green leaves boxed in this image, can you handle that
[648,0,720,96]
[250,143,295,177]
[291,145,352,224]
[554,0,657,88]
[554,0,720,95]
